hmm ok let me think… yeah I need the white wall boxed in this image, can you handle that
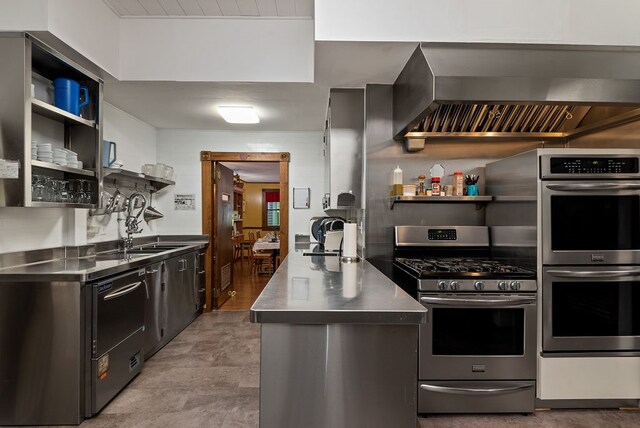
[46,0,120,76]
[0,0,120,77]
[315,0,640,46]
[0,208,67,253]
[0,0,48,31]
[87,103,158,243]
[102,103,157,169]
[154,130,325,249]
[118,17,314,82]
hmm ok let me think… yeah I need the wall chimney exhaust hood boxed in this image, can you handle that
[393,43,640,149]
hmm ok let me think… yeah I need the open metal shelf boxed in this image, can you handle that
[390,195,493,210]
[31,98,97,128]
[103,168,175,192]
[31,160,96,177]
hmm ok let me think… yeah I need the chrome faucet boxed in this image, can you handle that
[121,192,147,250]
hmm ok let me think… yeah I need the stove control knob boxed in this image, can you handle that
[437,281,447,291]
[474,281,484,291]
[449,281,460,291]
[498,281,508,291]
[510,281,521,291]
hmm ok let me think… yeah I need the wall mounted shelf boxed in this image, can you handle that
[32,160,96,177]
[31,98,97,128]
[390,195,493,210]
[103,168,175,193]
[30,201,95,209]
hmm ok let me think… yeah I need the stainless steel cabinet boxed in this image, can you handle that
[143,262,165,359]
[144,252,201,358]
[0,33,102,208]
[322,88,364,210]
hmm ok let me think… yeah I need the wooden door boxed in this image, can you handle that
[212,162,235,308]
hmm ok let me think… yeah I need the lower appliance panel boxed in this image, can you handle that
[91,327,144,415]
[418,380,535,414]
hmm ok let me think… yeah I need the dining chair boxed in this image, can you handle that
[250,246,273,276]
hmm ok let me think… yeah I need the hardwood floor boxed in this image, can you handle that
[219,259,270,310]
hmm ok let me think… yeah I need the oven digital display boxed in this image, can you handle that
[549,157,639,174]
[428,229,457,240]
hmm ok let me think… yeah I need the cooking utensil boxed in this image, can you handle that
[465,174,479,185]
[144,206,164,222]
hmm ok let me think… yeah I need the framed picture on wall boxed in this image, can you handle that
[293,187,310,209]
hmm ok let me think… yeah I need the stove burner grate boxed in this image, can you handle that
[395,257,534,278]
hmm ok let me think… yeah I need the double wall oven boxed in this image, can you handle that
[393,226,537,414]
[540,152,640,354]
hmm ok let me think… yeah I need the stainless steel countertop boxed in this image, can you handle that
[250,248,427,324]
[0,237,208,282]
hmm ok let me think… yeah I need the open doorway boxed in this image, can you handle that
[200,152,290,311]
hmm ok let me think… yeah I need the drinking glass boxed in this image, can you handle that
[32,175,44,201]
[59,180,70,203]
[82,180,94,204]
[44,177,55,202]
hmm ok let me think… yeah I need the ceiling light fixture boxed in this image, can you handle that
[217,106,260,124]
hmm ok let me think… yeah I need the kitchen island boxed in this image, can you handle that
[250,248,427,428]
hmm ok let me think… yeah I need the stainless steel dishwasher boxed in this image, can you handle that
[87,268,146,415]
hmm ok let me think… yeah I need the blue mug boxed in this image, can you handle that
[467,184,479,196]
[53,78,89,116]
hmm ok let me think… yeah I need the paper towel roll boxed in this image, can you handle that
[342,262,358,298]
[342,223,358,258]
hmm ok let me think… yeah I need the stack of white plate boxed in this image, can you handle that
[31,142,38,160]
[66,150,79,168]
[37,143,53,163]
[53,148,68,166]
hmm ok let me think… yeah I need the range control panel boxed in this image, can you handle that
[428,229,457,241]
[550,157,639,174]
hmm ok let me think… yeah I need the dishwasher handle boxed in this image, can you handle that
[103,281,143,301]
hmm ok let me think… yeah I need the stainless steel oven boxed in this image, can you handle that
[543,266,640,353]
[419,293,537,380]
[541,154,640,265]
[417,291,537,413]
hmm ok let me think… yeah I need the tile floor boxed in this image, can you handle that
[76,311,639,428]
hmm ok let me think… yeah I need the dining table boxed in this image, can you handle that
[253,238,280,273]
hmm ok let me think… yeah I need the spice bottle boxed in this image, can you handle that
[453,171,464,196]
[417,175,426,196]
[392,165,403,196]
[431,177,441,196]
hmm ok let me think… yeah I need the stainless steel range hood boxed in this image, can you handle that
[393,43,640,148]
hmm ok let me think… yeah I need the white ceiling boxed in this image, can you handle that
[104,42,417,131]
[104,0,313,17]
[221,161,280,182]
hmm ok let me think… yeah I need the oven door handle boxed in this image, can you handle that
[546,269,640,278]
[420,383,532,395]
[545,183,640,191]
[419,296,536,306]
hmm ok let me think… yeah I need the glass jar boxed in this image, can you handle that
[431,177,441,196]
[453,171,464,196]
[417,175,426,195]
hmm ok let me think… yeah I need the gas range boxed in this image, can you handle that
[394,226,537,414]
[394,257,536,292]
[393,226,536,293]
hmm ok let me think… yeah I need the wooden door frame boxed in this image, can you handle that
[200,151,290,312]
